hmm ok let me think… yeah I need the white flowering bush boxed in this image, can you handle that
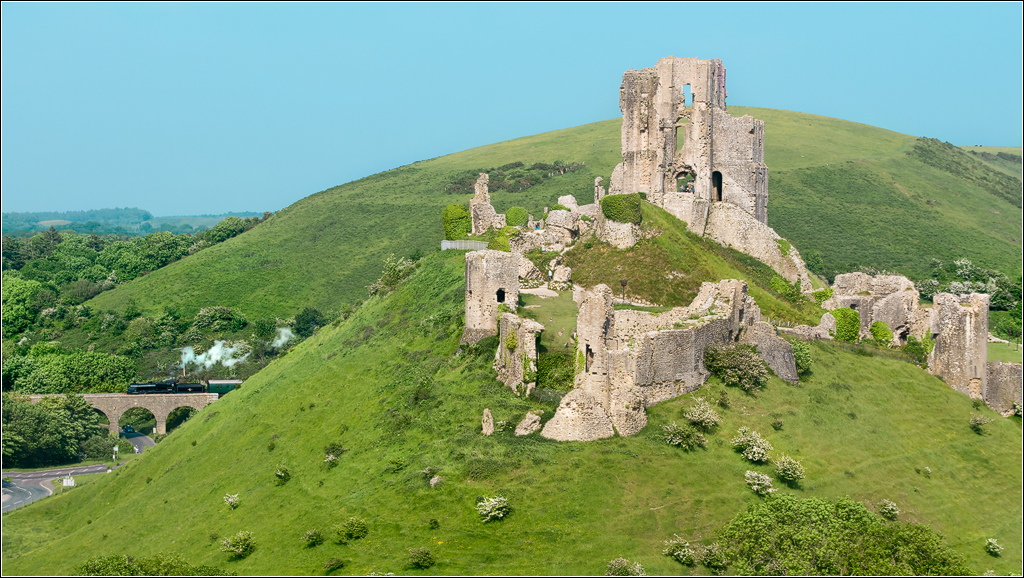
[302,528,324,546]
[774,454,806,483]
[878,499,899,520]
[223,493,239,509]
[324,453,339,469]
[274,464,291,484]
[476,495,512,522]
[970,413,994,434]
[745,470,776,496]
[1014,401,1023,417]
[605,557,645,576]
[220,531,256,558]
[731,427,773,462]
[684,397,721,431]
[662,535,698,566]
[662,422,707,450]
[701,542,729,571]
[705,345,769,392]
[985,538,1003,556]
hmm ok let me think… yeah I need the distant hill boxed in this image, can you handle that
[2,208,264,236]
[77,108,1023,322]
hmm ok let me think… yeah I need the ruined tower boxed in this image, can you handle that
[610,56,768,232]
[461,250,519,345]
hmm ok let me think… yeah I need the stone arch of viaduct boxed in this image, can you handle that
[28,393,219,435]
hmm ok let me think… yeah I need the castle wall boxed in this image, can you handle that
[824,272,920,340]
[985,361,1023,416]
[494,313,544,395]
[704,202,812,291]
[461,250,519,344]
[928,292,989,398]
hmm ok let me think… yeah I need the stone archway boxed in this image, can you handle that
[28,393,219,435]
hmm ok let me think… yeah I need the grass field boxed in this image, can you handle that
[3,251,1020,576]
[988,341,1024,364]
[74,108,1020,329]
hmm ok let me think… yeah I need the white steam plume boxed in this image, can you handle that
[271,327,295,349]
[180,341,250,369]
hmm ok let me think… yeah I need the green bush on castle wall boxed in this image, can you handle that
[600,193,642,224]
[832,308,860,342]
[505,207,529,228]
[442,204,471,240]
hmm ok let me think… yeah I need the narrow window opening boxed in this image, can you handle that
[496,289,505,303]
[585,344,594,372]
[683,84,692,108]
[675,117,690,151]
[712,171,723,201]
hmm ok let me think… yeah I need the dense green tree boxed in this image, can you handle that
[2,272,44,337]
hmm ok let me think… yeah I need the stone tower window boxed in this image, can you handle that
[496,289,506,303]
[712,171,723,201]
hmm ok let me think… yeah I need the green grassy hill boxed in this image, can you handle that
[79,108,1021,324]
[4,251,1020,575]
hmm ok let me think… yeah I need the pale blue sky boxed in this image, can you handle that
[2,3,1021,215]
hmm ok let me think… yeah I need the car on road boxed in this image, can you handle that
[122,425,134,433]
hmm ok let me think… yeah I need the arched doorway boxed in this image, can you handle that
[675,170,696,194]
[712,171,723,201]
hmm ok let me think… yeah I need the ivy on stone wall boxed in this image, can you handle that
[832,308,860,342]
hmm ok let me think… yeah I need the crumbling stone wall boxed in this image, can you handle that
[494,313,544,395]
[927,292,989,398]
[596,214,639,249]
[543,279,773,440]
[739,322,799,384]
[461,250,519,344]
[783,312,836,341]
[824,273,919,340]
[540,389,615,441]
[985,361,1022,416]
[704,202,812,291]
[469,174,505,235]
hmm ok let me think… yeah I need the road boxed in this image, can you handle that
[1,464,110,513]
[1,429,151,513]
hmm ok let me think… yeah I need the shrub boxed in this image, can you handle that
[774,454,806,483]
[776,238,791,257]
[505,207,529,227]
[78,553,231,576]
[274,464,290,484]
[704,345,769,392]
[716,389,731,408]
[550,203,571,212]
[220,531,256,558]
[869,321,893,346]
[408,548,435,569]
[223,493,239,509]
[731,427,773,463]
[683,396,721,431]
[771,418,784,431]
[323,558,345,572]
[302,528,324,546]
[605,557,645,576]
[745,470,776,496]
[701,542,729,572]
[499,225,520,238]
[335,517,369,543]
[505,330,518,351]
[719,494,970,575]
[475,495,512,522]
[487,234,511,252]
[878,499,900,521]
[368,254,414,296]
[1014,401,1023,417]
[790,340,812,375]
[812,287,833,306]
[662,535,698,566]
[969,413,994,434]
[770,276,802,301]
[442,204,471,240]
[662,422,707,450]
[985,538,1003,556]
[832,308,860,342]
[600,193,642,224]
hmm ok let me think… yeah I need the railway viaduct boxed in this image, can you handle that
[27,393,219,435]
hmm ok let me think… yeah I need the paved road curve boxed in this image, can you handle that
[1,464,110,513]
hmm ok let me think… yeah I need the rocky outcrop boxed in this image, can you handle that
[540,389,615,441]
[514,411,543,436]
[482,408,494,436]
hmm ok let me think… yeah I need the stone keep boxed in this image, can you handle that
[609,56,767,227]
[461,250,519,344]
[605,56,810,290]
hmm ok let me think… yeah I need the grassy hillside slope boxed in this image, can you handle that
[79,108,1021,323]
[4,251,1021,575]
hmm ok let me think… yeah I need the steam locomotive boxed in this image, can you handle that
[126,379,238,396]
